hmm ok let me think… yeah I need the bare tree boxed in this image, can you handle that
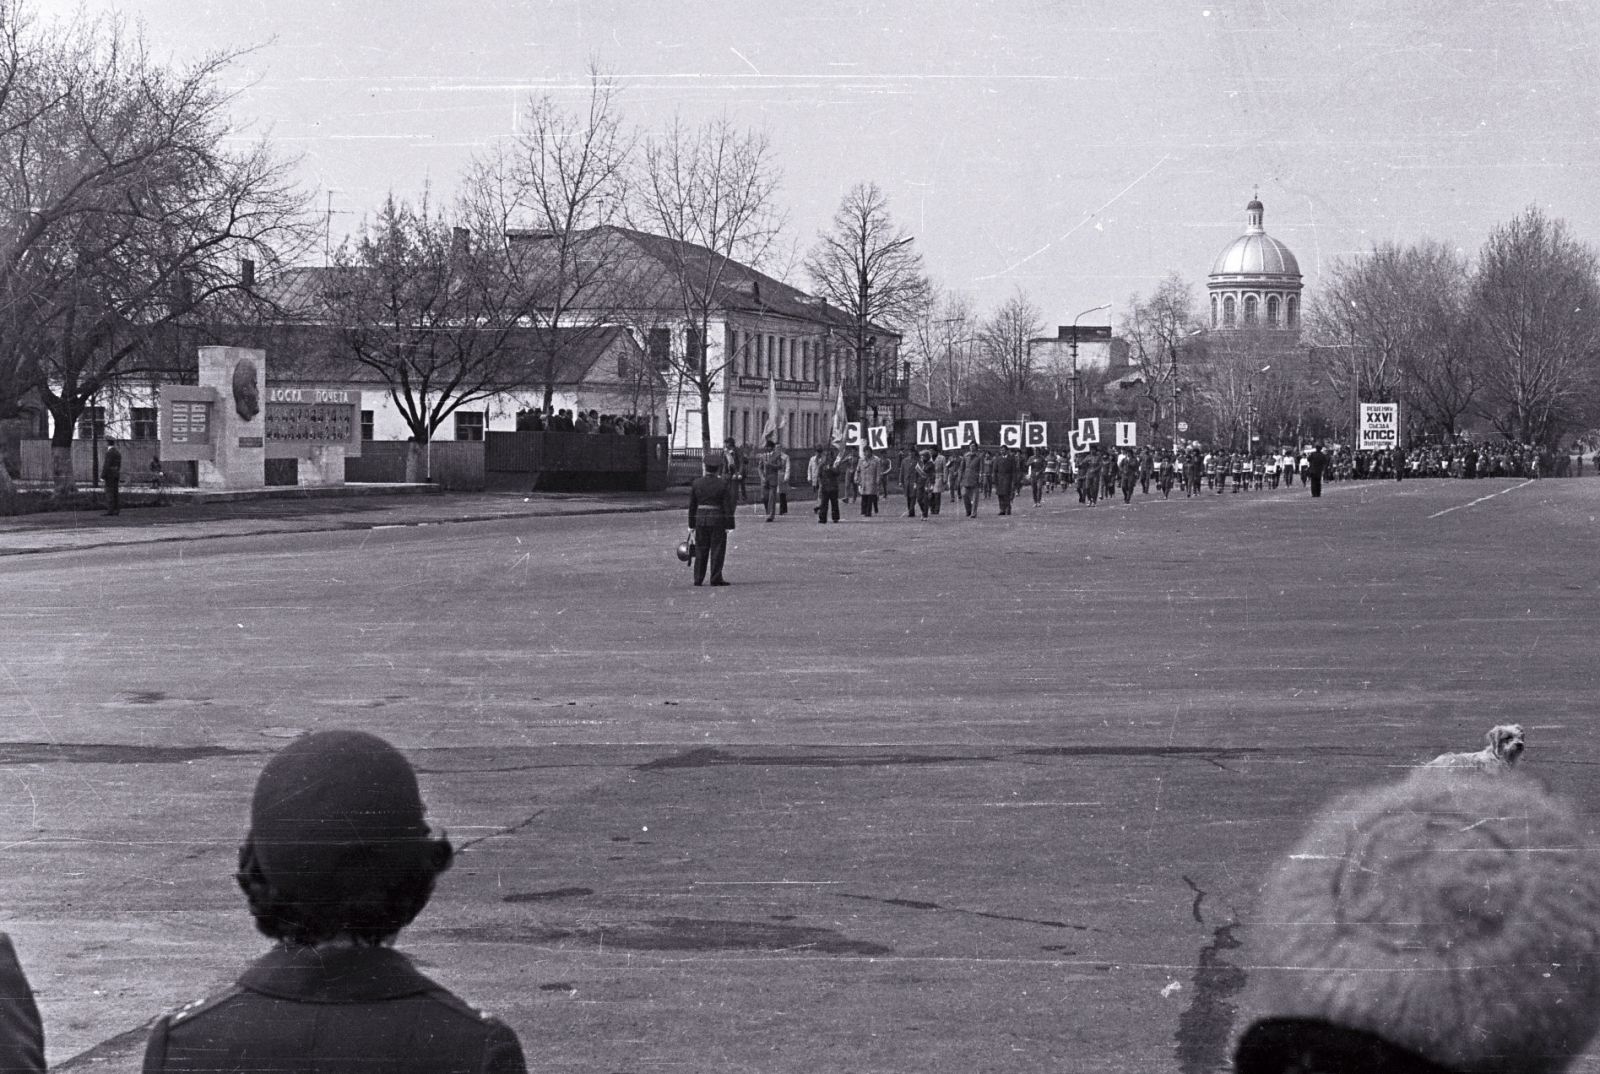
[0,8,309,491]
[1469,206,1600,444]
[462,65,634,411]
[1122,273,1202,443]
[627,116,782,452]
[973,289,1043,415]
[803,181,930,418]
[1310,240,1474,441]
[904,285,976,411]
[327,194,529,481]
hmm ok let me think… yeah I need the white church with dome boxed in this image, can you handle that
[1208,196,1302,333]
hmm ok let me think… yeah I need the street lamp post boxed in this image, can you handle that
[1168,328,1202,453]
[1069,303,1111,431]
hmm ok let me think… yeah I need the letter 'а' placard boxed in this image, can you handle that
[917,420,939,446]
[867,426,889,450]
[959,419,981,446]
[1116,421,1138,447]
[1078,417,1101,443]
[845,422,862,447]
[939,426,961,451]
[1000,424,1022,449]
[1024,422,1048,448]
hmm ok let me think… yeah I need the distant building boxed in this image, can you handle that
[1207,196,1303,333]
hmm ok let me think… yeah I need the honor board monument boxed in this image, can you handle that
[160,346,361,489]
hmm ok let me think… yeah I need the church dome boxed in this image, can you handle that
[1210,198,1300,278]
[1206,195,1304,332]
[1211,232,1300,276]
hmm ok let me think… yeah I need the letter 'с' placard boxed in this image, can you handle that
[1024,421,1047,448]
[845,422,862,447]
[939,426,961,451]
[1069,431,1090,454]
[959,419,981,446]
[917,420,939,446]
[867,426,888,450]
[1078,417,1101,443]
[1000,424,1021,449]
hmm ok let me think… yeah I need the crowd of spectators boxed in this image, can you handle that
[514,407,651,435]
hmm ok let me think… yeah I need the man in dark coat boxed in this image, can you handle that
[992,447,1019,515]
[900,450,921,517]
[1117,449,1139,504]
[102,437,122,516]
[814,448,841,523]
[688,453,737,585]
[1307,442,1328,498]
[143,731,526,1074]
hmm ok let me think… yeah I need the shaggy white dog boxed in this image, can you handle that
[1423,724,1525,772]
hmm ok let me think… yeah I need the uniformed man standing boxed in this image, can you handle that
[143,730,527,1074]
[1307,442,1328,498]
[759,439,785,522]
[688,453,738,584]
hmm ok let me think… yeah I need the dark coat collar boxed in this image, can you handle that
[239,944,438,1003]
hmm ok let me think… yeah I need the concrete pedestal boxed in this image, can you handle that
[196,347,266,490]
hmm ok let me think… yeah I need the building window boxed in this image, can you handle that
[647,327,671,370]
[1244,295,1258,325]
[1286,295,1299,329]
[1223,296,1236,327]
[686,327,705,370]
[361,410,374,441]
[1211,295,1219,328]
[1267,295,1281,327]
[454,411,485,441]
[131,408,158,441]
[77,406,106,442]
[767,335,776,377]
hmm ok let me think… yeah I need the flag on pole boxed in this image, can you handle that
[761,375,784,443]
[829,383,848,449]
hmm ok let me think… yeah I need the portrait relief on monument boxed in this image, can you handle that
[232,358,261,421]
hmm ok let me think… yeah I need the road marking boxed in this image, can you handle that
[1429,479,1536,519]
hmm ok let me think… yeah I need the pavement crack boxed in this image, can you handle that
[1173,920,1247,1074]
[1182,875,1205,924]
[835,892,1093,931]
[456,809,546,853]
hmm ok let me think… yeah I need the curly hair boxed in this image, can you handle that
[236,834,453,947]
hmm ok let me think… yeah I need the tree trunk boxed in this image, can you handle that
[405,439,427,484]
[0,462,17,515]
[698,381,713,453]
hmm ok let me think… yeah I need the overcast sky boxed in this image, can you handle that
[32,0,1600,328]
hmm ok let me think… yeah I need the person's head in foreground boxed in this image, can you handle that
[146,730,525,1074]
[1235,770,1600,1074]
[237,729,453,947]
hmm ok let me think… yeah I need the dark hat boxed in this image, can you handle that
[248,731,429,895]
[1247,772,1600,1073]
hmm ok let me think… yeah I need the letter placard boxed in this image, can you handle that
[1024,421,1048,448]
[1115,421,1138,448]
[1070,431,1090,455]
[867,426,889,450]
[939,425,961,451]
[1000,424,1021,449]
[845,422,862,447]
[1078,417,1101,444]
[917,420,939,446]
[959,419,981,446]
